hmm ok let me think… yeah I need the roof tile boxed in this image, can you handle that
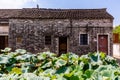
[0,8,114,19]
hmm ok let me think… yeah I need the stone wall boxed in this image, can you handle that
[70,19,113,55]
[9,19,113,55]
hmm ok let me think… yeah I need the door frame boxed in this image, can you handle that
[97,33,110,55]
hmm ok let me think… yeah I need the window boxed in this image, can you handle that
[45,36,51,45]
[80,34,88,45]
[16,37,22,44]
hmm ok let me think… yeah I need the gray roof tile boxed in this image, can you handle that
[0,8,114,19]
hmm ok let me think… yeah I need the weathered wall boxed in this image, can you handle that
[70,19,113,55]
[9,19,71,53]
[9,19,113,55]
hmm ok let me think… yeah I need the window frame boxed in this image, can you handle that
[79,33,89,45]
[45,36,51,45]
[16,37,22,44]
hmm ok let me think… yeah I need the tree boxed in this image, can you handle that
[113,25,120,42]
[113,25,120,33]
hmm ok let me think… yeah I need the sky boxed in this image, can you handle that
[0,0,119,27]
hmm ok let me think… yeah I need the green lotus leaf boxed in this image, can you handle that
[15,49,27,54]
[0,56,9,64]
[1,47,11,53]
[55,59,67,68]
[41,61,52,69]
[16,53,33,61]
[10,67,22,74]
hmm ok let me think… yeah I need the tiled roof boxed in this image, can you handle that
[0,8,114,19]
[0,9,21,19]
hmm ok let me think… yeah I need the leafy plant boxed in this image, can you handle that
[0,48,120,80]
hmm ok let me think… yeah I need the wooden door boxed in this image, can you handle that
[98,35,108,54]
[59,37,67,55]
[0,36,8,49]
[113,33,119,43]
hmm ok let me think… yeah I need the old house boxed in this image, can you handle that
[0,8,113,55]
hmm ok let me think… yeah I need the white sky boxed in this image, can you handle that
[0,0,37,9]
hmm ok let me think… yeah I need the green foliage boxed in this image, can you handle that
[10,67,22,74]
[1,47,11,53]
[0,48,120,80]
[113,25,120,33]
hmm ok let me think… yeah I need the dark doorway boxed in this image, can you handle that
[59,37,67,55]
[0,36,8,49]
[98,35,108,54]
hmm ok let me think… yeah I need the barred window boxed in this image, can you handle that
[45,36,51,45]
[80,34,88,45]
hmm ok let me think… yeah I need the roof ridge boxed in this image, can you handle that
[22,8,107,11]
